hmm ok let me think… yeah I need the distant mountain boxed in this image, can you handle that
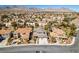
[0,5,76,13]
[0,5,26,9]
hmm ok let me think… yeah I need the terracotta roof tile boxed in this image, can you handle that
[0,29,12,34]
[16,28,32,34]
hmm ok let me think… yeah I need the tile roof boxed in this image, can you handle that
[0,29,12,35]
[15,28,32,34]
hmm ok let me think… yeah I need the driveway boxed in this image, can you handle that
[0,31,79,53]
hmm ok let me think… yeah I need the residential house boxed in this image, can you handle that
[38,19,47,27]
[4,22,11,28]
[26,21,35,27]
[17,19,25,26]
[33,27,48,45]
[15,28,32,40]
[50,27,66,38]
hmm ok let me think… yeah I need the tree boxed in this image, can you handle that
[64,23,77,37]
[63,17,70,23]
[69,23,77,36]
[11,21,17,30]
[0,23,3,29]
[51,37,57,43]
[44,25,49,31]
[1,15,8,19]
[35,23,39,28]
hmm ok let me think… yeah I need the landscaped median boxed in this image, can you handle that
[48,37,75,46]
[0,37,75,48]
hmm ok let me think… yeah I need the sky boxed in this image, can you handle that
[0,5,79,12]
[26,5,79,12]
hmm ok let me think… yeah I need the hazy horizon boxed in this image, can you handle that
[0,5,79,12]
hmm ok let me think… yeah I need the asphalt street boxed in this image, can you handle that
[0,31,79,53]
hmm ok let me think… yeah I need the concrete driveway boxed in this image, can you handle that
[0,31,79,53]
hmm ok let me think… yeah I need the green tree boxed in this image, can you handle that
[1,15,8,19]
[11,21,17,30]
[35,23,39,28]
[69,23,77,36]
[44,25,49,31]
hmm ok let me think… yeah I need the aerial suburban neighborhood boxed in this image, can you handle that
[0,5,78,47]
